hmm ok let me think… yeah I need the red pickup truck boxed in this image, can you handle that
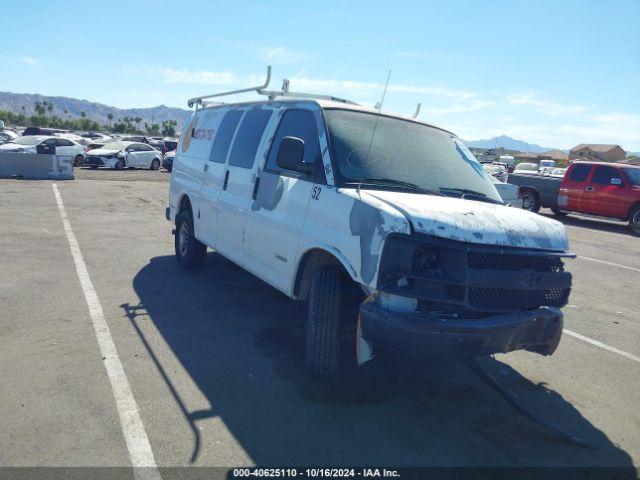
[558,161,640,234]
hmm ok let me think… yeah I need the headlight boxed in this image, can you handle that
[116,152,125,159]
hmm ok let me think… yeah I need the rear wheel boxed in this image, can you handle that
[629,206,640,236]
[521,190,541,212]
[150,158,160,170]
[175,209,206,269]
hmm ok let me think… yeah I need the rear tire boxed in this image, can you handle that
[629,206,640,236]
[175,209,207,270]
[305,266,346,376]
[521,190,540,212]
[150,158,160,170]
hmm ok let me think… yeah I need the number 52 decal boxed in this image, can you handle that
[311,186,322,200]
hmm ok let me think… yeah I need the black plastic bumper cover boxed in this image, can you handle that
[359,303,563,359]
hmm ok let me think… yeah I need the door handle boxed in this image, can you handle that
[585,185,594,192]
[223,170,230,191]
[252,176,261,200]
[203,163,208,172]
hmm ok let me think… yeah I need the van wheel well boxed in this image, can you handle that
[294,250,353,301]
[178,195,192,214]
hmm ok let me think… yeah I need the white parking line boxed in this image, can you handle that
[564,329,640,363]
[53,184,161,480]
[578,256,640,273]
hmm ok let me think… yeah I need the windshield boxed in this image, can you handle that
[14,136,45,146]
[100,141,129,151]
[623,168,640,185]
[325,109,501,202]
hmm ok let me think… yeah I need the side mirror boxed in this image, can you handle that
[276,136,313,174]
[610,177,622,186]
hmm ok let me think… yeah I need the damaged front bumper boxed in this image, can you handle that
[359,303,563,359]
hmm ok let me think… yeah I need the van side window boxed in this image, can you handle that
[591,166,620,185]
[568,164,591,182]
[227,109,273,169]
[265,109,321,175]
[209,110,243,163]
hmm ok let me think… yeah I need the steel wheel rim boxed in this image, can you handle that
[178,222,190,256]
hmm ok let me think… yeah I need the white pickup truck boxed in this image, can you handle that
[166,83,573,376]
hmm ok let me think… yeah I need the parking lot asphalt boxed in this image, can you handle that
[0,171,638,472]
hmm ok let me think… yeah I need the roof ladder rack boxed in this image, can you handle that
[187,65,358,108]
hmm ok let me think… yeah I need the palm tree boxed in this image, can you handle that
[107,113,114,127]
[81,111,86,118]
[134,116,142,131]
[64,109,68,119]
[46,102,53,118]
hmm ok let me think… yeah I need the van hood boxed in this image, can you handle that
[363,189,569,251]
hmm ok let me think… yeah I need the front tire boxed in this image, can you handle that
[150,158,160,170]
[305,266,345,376]
[521,190,541,212]
[74,154,84,166]
[175,209,206,270]
[629,206,640,236]
[115,159,125,170]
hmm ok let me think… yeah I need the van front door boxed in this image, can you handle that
[216,108,273,265]
[244,108,322,292]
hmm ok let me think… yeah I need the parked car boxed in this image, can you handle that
[22,126,67,136]
[120,135,149,144]
[162,138,178,154]
[0,129,19,144]
[162,150,175,172]
[167,86,572,376]
[558,161,640,234]
[508,170,563,213]
[499,155,516,172]
[482,162,508,182]
[514,162,539,173]
[0,135,86,165]
[539,159,557,172]
[84,141,161,170]
[549,167,567,178]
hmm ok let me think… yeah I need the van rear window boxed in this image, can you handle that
[209,110,243,163]
[228,110,273,169]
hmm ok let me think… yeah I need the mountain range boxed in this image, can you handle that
[464,135,556,153]
[0,91,192,128]
[1,92,563,153]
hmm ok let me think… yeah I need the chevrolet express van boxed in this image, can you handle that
[166,73,573,375]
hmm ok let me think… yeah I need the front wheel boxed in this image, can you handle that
[175,210,207,269]
[114,159,125,170]
[629,206,640,236]
[74,155,84,166]
[150,158,160,170]
[521,190,541,212]
[305,266,348,376]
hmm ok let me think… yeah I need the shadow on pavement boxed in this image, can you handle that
[125,253,635,469]
[539,210,632,236]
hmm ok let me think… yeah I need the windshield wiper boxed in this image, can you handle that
[342,178,444,196]
[439,187,503,205]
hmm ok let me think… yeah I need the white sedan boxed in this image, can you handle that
[0,135,86,165]
[84,141,162,170]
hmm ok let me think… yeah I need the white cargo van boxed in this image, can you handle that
[167,68,573,375]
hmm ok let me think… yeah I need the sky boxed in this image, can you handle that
[1,0,639,150]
